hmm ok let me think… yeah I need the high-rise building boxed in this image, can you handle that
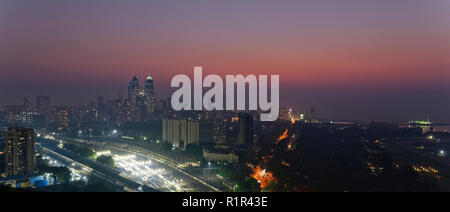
[162,119,182,148]
[36,95,50,115]
[162,119,214,150]
[123,99,132,122]
[127,76,149,121]
[128,76,140,120]
[112,98,123,124]
[213,121,227,144]
[55,106,71,131]
[159,98,170,115]
[4,127,35,176]
[85,101,97,121]
[237,113,254,146]
[0,128,5,158]
[144,75,156,115]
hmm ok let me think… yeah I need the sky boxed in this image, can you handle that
[1,0,450,122]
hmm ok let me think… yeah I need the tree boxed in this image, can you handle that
[51,167,72,184]
[236,178,260,192]
[96,155,115,167]
[64,143,97,159]
[36,155,71,184]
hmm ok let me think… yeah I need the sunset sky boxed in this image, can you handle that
[1,0,449,122]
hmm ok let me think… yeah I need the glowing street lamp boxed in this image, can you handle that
[438,150,446,157]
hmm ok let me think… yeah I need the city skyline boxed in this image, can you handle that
[2,0,450,195]
[1,0,450,122]
[1,74,449,123]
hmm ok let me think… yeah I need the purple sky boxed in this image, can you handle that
[1,0,450,122]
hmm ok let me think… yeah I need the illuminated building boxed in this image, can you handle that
[17,111,37,124]
[162,119,181,148]
[3,105,37,125]
[213,121,227,144]
[159,98,170,116]
[203,145,239,164]
[128,76,141,121]
[0,129,5,158]
[4,127,35,176]
[84,101,97,121]
[127,75,157,121]
[299,113,305,120]
[408,120,432,133]
[144,75,156,115]
[279,107,290,121]
[55,106,71,130]
[162,119,214,150]
[112,98,124,124]
[123,99,132,122]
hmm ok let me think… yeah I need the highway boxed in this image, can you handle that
[44,135,222,192]
[37,139,157,192]
[106,144,221,192]
[110,152,185,192]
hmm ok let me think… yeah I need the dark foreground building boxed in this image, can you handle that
[4,127,35,176]
[237,113,254,146]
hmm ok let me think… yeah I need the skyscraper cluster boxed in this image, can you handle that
[126,75,158,122]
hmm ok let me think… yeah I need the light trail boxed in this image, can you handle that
[37,142,149,192]
[112,153,186,192]
[107,145,221,192]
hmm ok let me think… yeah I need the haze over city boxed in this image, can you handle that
[1,0,450,121]
[3,0,450,198]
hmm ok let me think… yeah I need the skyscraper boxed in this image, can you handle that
[4,127,35,176]
[144,75,155,115]
[128,76,141,121]
[128,76,140,108]
[55,106,71,131]
[237,113,254,146]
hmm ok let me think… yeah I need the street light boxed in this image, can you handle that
[438,150,446,157]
